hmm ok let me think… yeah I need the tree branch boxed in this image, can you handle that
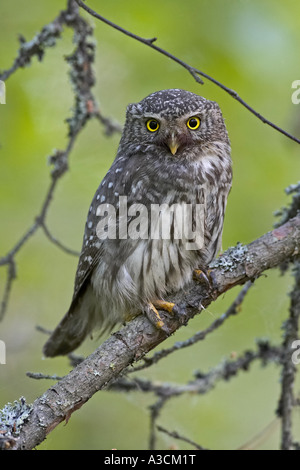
[2,214,299,450]
[277,261,300,450]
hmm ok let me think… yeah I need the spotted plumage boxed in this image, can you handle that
[43,89,232,357]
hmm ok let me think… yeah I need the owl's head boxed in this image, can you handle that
[120,89,230,161]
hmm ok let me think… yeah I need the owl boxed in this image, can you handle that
[43,89,232,357]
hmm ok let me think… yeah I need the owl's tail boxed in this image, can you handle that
[43,284,98,357]
[43,311,88,357]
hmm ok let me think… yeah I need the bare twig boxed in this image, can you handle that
[275,182,300,228]
[75,0,300,145]
[157,425,207,450]
[149,397,166,450]
[26,372,63,381]
[0,13,66,81]
[0,260,16,321]
[0,223,39,267]
[40,223,80,257]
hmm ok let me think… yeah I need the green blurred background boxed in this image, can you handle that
[0,0,300,450]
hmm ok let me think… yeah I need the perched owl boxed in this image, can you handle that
[43,89,232,357]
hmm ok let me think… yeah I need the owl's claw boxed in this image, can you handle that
[193,268,215,290]
[152,299,175,314]
[144,302,172,336]
[153,299,189,326]
[144,299,189,334]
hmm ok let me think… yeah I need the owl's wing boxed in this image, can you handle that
[43,153,151,357]
[43,159,123,357]
[70,236,103,306]
[69,153,146,307]
[69,189,108,307]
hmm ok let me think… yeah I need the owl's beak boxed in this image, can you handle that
[168,135,180,155]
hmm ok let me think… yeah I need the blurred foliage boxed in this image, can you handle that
[0,0,300,450]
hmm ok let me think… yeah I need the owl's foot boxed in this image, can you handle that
[154,300,189,326]
[153,299,175,314]
[144,299,189,334]
[144,302,172,336]
[193,268,215,290]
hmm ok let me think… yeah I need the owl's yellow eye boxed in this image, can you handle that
[187,116,201,130]
[146,119,160,132]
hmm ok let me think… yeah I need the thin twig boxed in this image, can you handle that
[75,0,300,145]
[26,372,63,381]
[0,223,39,267]
[40,223,80,257]
[0,14,66,81]
[149,397,167,450]
[0,260,16,321]
[157,425,207,450]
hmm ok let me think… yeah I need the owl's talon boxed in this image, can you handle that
[144,302,171,336]
[153,300,189,327]
[193,268,212,287]
[152,300,175,314]
[193,268,218,297]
